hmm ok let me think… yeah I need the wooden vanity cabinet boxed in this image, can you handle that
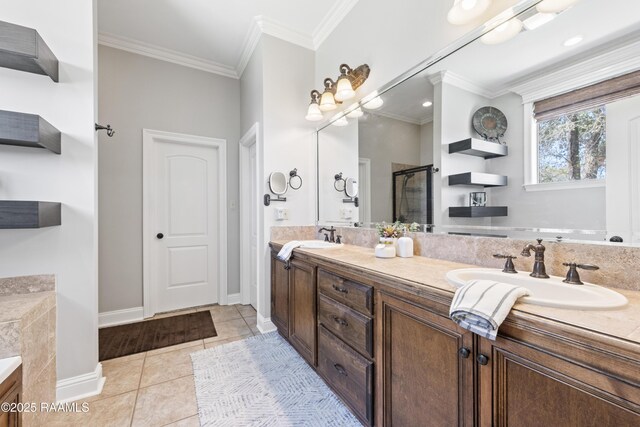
[376,291,475,427]
[476,333,640,427]
[0,364,22,427]
[288,259,318,366]
[270,254,290,337]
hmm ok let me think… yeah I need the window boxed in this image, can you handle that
[527,70,640,189]
[536,106,606,184]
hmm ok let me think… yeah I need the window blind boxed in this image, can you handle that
[533,70,640,121]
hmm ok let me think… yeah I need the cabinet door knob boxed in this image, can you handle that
[156,233,164,239]
[334,363,348,376]
[477,354,489,365]
[458,347,471,358]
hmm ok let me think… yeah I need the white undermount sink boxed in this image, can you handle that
[299,240,343,249]
[446,268,628,310]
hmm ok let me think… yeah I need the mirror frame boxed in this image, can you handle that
[268,171,288,196]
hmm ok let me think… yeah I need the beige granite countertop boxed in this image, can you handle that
[272,241,640,349]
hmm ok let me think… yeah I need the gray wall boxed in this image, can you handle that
[98,45,241,313]
[359,114,422,223]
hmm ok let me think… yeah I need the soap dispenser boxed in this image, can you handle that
[397,230,414,258]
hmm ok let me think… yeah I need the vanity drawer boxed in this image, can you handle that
[317,326,373,426]
[318,269,373,315]
[319,294,373,358]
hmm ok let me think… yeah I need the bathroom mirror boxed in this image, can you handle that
[345,177,358,198]
[268,172,288,195]
[316,0,640,245]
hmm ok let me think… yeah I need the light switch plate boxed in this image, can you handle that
[274,207,289,221]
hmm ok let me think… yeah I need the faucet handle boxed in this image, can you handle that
[336,235,342,244]
[493,254,518,274]
[562,262,600,285]
[324,233,329,242]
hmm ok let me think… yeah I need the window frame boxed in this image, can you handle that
[523,102,606,192]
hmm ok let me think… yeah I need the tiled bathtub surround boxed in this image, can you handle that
[0,276,56,426]
[0,274,55,296]
[282,226,639,292]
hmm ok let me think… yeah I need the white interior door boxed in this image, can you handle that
[145,130,226,315]
[249,143,258,308]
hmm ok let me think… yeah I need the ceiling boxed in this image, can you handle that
[370,0,640,124]
[98,0,358,78]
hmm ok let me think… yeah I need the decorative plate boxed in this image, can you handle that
[472,106,507,143]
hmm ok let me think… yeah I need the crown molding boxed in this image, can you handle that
[98,32,238,79]
[256,15,315,50]
[312,0,360,48]
[429,70,494,99]
[509,33,640,103]
[367,110,431,126]
[236,18,263,77]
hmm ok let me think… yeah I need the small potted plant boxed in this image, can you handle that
[375,221,405,249]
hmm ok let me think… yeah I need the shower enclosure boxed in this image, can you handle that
[392,165,433,226]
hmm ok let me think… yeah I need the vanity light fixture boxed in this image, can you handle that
[563,35,583,47]
[536,0,580,13]
[305,90,323,121]
[422,100,433,107]
[447,0,492,25]
[346,106,364,119]
[331,115,349,127]
[319,79,337,112]
[362,91,384,110]
[480,18,523,45]
[305,63,370,121]
[523,12,556,30]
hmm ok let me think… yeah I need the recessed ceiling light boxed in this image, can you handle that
[422,101,433,107]
[523,12,556,31]
[563,35,583,47]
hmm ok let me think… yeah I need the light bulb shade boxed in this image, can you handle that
[523,12,556,31]
[363,96,383,110]
[331,116,349,127]
[305,102,323,121]
[319,90,337,111]
[536,0,579,13]
[346,107,364,119]
[480,18,523,45]
[334,76,356,102]
[447,0,492,25]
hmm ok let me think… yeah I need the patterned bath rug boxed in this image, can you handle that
[190,332,363,426]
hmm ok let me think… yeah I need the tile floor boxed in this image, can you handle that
[45,304,259,427]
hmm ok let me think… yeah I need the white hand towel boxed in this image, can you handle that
[277,241,303,262]
[449,279,530,340]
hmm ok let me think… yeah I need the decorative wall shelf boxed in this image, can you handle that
[0,110,61,154]
[0,201,61,229]
[448,172,507,187]
[449,206,508,218]
[0,20,59,81]
[448,138,508,159]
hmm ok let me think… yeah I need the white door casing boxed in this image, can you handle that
[143,129,227,317]
[239,123,261,308]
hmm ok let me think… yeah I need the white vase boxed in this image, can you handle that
[375,242,396,258]
[379,237,399,252]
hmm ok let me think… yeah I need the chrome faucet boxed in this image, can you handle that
[318,226,337,243]
[520,238,550,278]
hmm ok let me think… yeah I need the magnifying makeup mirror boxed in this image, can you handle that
[269,172,288,195]
[345,177,358,198]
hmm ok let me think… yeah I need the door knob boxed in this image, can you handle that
[156,233,164,239]
[477,354,489,365]
[458,347,471,358]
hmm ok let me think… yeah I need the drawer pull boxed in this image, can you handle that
[458,347,471,358]
[333,363,348,376]
[332,284,349,294]
[331,315,349,327]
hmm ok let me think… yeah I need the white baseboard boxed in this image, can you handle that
[98,307,144,328]
[227,293,242,305]
[57,363,105,403]
[257,313,277,334]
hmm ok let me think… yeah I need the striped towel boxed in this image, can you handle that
[277,241,303,262]
[449,280,530,340]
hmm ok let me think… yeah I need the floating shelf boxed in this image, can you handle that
[448,138,508,159]
[0,110,61,154]
[0,20,59,81]
[449,206,508,218]
[0,201,61,229]
[448,172,507,187]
